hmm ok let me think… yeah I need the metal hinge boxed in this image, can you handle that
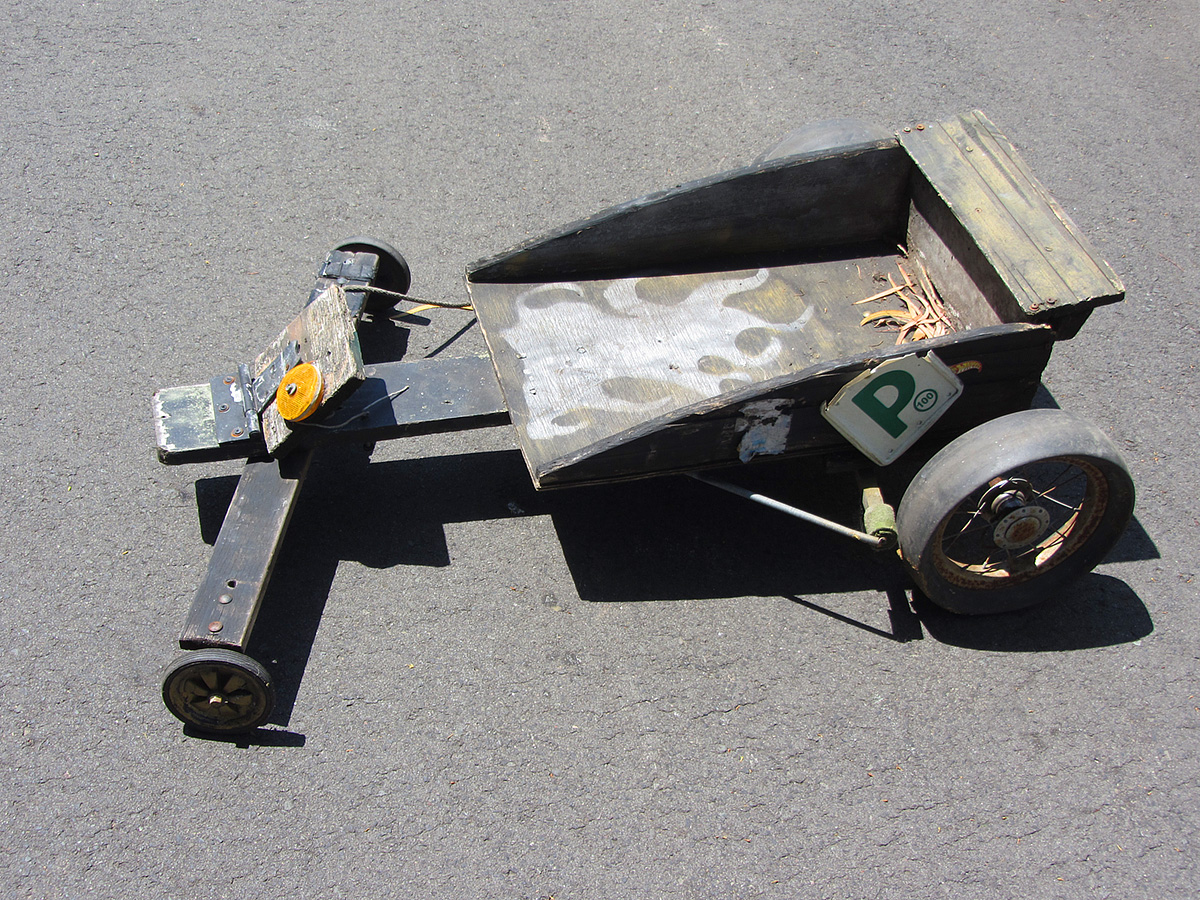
[209,340,301,445]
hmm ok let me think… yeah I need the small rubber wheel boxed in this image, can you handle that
[162,648,276,733]
[335,236,411,312]
[897,409,1135,615]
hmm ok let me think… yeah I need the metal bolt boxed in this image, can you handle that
[224,376,235,385]
[903,126,912,133]
[285,383,298,395]
[218,594,232,605]
[208,621,223,633]
[1046,297,1058,305]
[231,427,244,438]
[1030,303,1040,312]
[915,123,926,131]
[218,403,230,413]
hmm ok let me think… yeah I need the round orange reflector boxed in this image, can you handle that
[275,362,324,421]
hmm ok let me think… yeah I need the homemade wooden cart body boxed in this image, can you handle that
[153,111,1135,733]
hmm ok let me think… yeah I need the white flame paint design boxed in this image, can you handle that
[501,269,813,440]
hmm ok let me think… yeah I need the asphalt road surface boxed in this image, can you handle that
[2,1,1197,897]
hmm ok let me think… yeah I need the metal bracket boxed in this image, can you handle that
[210,371,260,445]
[208,341,302,446]
[249,340,301,412]
[306,250,379,317]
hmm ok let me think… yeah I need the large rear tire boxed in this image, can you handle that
[897,409,1135,615]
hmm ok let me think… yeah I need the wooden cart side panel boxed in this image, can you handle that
[900,110,1124,320]
[532,324,1056,488]
[468,139,912,283]
[906,197,1011,329]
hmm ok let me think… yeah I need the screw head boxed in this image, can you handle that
[218,594,233,605]
[208,621,223,633]
[231,428,244,438]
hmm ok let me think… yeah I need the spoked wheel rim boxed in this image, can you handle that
[931,456,1109,589]
[162,649,275,733]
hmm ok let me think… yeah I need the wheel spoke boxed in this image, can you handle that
[1034,490,1082,513]
[938,461,1100,580]
[943,509,991,554]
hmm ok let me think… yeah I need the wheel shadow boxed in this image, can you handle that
[189,444,1157,735]
[911,572,1153,651]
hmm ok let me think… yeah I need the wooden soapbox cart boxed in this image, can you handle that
[152,110,1135,733]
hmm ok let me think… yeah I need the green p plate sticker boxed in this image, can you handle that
[821,351,962,465]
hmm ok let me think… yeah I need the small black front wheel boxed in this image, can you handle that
[162,648,276,733]
[897,409,1135,615]
[335,237,411,313]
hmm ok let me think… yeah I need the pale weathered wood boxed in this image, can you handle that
[257,285,365,454]
[900,110,1124,319]
[154,383,219,463]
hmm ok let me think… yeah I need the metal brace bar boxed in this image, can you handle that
[689,472,888,548]
[249,340,301,412]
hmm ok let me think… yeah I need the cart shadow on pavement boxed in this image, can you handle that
[192,442,1156,734]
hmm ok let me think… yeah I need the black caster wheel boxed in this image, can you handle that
[335,236,411,313]
[161,648,276,734]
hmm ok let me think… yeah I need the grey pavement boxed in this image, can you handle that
[2,1,1197,898]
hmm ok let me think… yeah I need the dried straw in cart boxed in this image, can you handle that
[855,258,955,344]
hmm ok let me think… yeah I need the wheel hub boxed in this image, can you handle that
[992,505,1052,550]
[980,477,1034,518]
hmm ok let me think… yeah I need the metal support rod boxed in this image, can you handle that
[688,472,887,548]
